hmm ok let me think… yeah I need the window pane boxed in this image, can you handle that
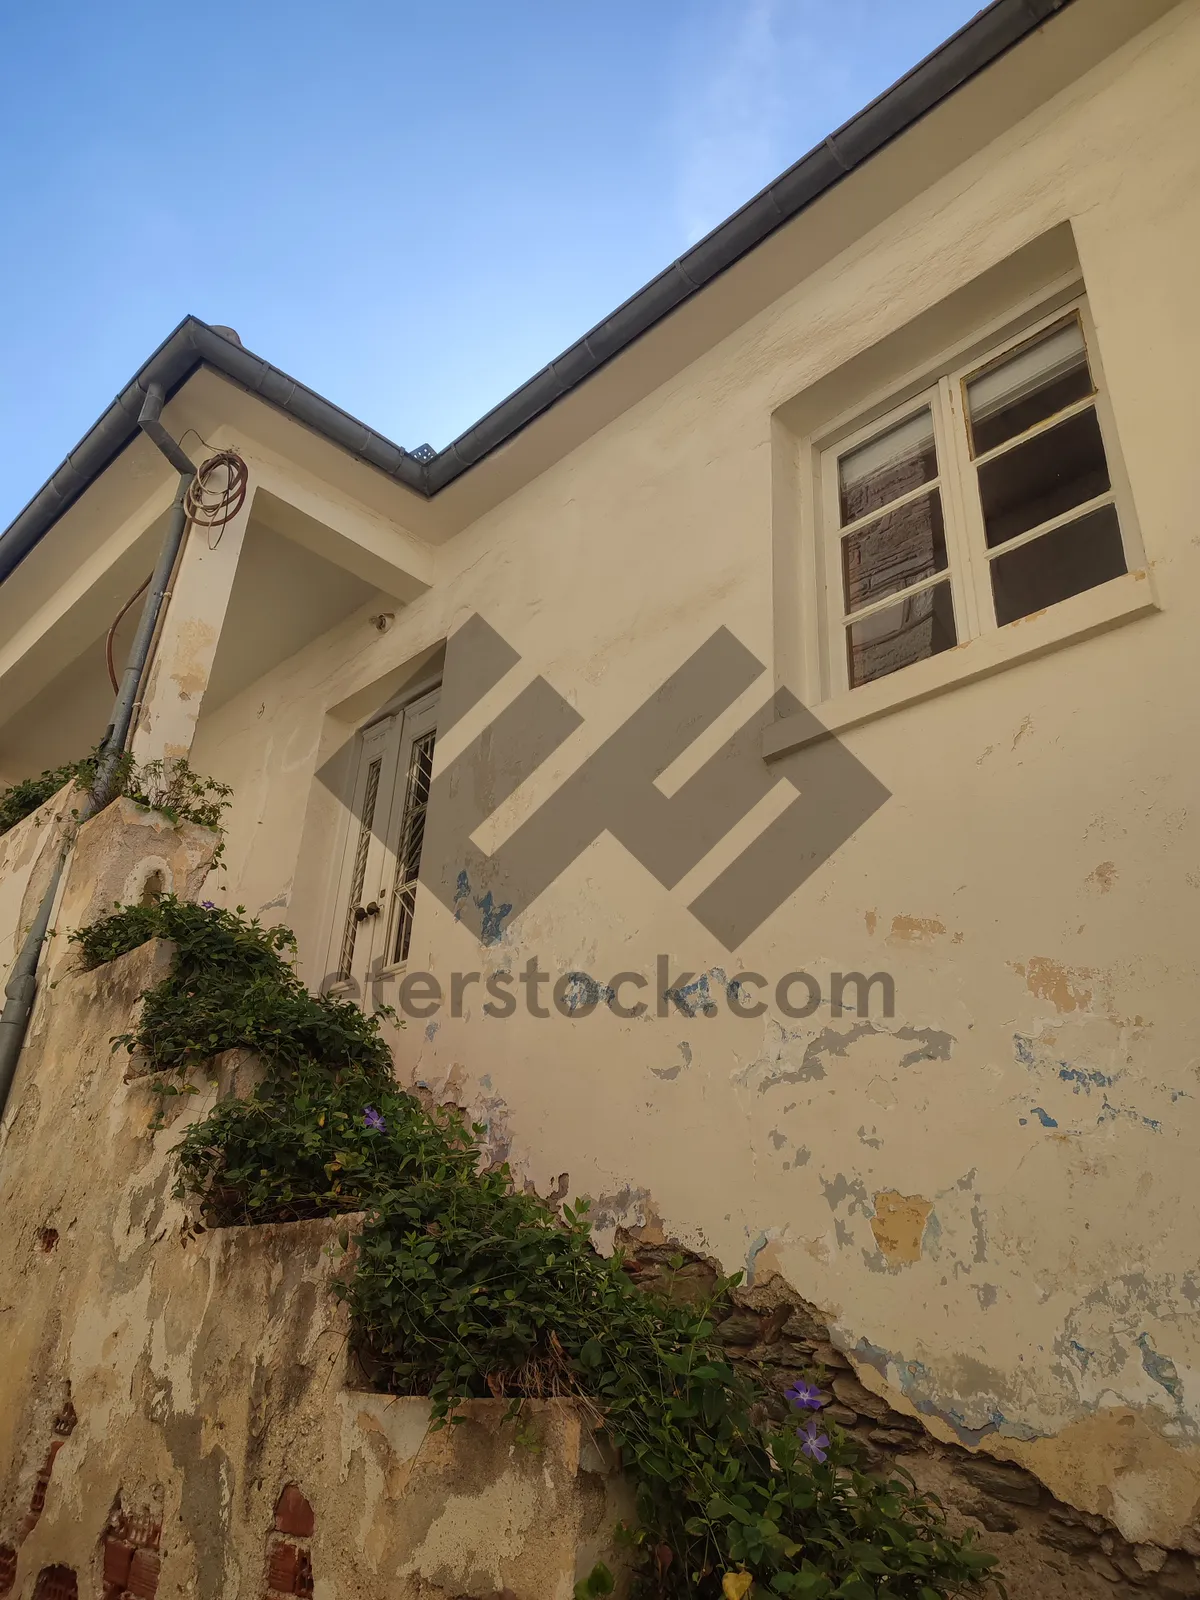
[842,489,947,615]
[847,580,956,687]
[991,505,1126,626]
[391,727,437,965]
[967,318,1093,456]
[337,757,382,982]
[838,407,937,525]
[977,407,1111,550]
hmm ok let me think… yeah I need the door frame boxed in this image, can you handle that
[321,681,440,1000]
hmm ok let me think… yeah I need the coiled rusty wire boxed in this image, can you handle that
[105,448,250,690]
[184,449,249,547]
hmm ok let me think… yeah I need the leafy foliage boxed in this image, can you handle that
[76,897,1002,1599]
[0,754,100,836]
[0,750,232,843]
[126,757,233,839]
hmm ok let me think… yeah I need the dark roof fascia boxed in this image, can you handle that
[0,0,1071,585]
[0,318,426,585]
[429,0,1072,488]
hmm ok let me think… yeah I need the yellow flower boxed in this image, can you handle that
[722,1573,753,1600]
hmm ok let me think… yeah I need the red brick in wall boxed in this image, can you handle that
[125,1547,160,1599]
[265,1483,315,1596]
[273,1485,314,1538]
[32,1568,78,1600]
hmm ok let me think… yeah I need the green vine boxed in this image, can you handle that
[0,751,232,850]
[74,896,1002,1600]
[0,753,100,836]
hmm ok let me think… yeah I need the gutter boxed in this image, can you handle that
[0,0,1071,585]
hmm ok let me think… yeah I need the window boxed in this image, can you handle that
[821,303,1134,694]
[327,685,439,995]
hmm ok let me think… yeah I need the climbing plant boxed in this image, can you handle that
[0,754,101,836]
[74,896,1003,1600]
[0,751,231,842]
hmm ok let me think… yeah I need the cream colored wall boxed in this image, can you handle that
[0,785,78,979]
[182,0,1200,1545]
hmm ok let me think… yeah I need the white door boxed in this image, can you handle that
[326,687,439,1000]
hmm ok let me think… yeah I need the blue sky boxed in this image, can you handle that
[0,0,982,526]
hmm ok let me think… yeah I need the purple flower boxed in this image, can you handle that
[201,900,216,910]
[363,1107,386,1133]
[798,1420,830,1464]
[785,1380,824,1412]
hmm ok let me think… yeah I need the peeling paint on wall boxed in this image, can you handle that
[870,1192,934,1266]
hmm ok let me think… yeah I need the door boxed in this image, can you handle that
[326,686,439,1000]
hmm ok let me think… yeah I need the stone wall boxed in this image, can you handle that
[0,906,629,1599]
[621,1237,1200,1600]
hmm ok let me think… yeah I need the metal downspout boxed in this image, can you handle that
[0,385,196,1125]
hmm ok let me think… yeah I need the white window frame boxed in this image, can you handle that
[819,296,1145,707]
[764,291,1158,764]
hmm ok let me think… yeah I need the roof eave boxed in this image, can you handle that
[0,0,1073,584]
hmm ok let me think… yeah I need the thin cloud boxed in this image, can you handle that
[668,0,856,247]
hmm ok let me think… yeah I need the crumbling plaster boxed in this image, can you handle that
[0,914,629,1599]
[4,0,1197,1562]
[0,785,78,979]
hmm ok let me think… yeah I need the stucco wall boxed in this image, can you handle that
[0,923,628,1599]
[0,785,76,981]
[168,0,1200,1549]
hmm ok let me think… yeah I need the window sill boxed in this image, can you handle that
[763,569,1158,760]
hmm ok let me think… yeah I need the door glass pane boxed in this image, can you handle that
[967,317,1093,456]
[842,489,947,615]
[847,580,956,687]
[977,407,1111,549]
[990,505,1126,626]
[391,728,437,965]
[838,407,937,525]
[337,757,381,982]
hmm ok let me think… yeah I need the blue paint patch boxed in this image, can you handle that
[1031,1107,1058,1128]
[1058,1065,1115,1092]
[475,890,513,945]
[664,973,717,1018]
[560,972,604,1011]
[745,1232,770,1286]
[1013,1034,1035,1066]
[424,1021,440,1042]
[1097,1097,1162,1133]
[451,871,513,944]
[1138,1333,1182,1402]
[479,1074,492,1089]
[856,1333,1047,1445]
[1067,1339,1092,1373]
